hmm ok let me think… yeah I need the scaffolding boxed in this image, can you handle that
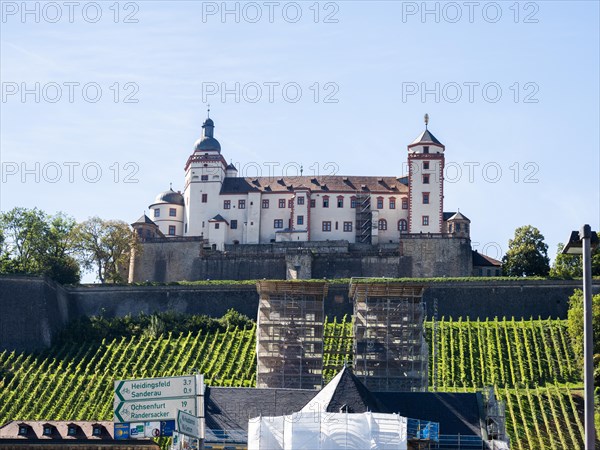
[351,280,428,392]
[256,281,328,389]
[483,387,509,446]
[355,194,372,244]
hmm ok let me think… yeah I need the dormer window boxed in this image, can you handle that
[42,423,55,436]
[423,146,429,154]
[92,424,104,437]
[67,424,80,436]
[18,424,30,436]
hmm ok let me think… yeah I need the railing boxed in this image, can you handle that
[433,435,485,449]
[204,428,247,444]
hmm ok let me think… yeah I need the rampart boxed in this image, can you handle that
[2,275,598,352]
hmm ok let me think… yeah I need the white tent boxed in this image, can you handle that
[248,411,407,450]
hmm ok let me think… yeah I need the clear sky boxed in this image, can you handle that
[1,1,599,280]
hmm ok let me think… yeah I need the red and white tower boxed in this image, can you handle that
[407,114,445,233]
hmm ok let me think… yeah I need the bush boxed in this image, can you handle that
[57,309,254,342]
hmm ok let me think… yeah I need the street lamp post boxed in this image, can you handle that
[562,224,598,449]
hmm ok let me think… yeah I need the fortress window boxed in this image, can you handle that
[238,199,246,209]
[185,224,188,233]
[262,199,269,208]
[402,198,408,209]
[337,196,344,208]
[169,208,176,217]
[201,175,208,181]
[154,209,160,217]
[279,199,286,208]
[322,197,329,208]
[398,219,407,231]
[423,161,430,170]
[376,197,384,209]
[455,223,461,232]
[465,224,469,233]
[350,196,357,208]
[288,199,293,208]
[422,216,429,226]
[343,221,352,232]
[297,216,304,225]
[224,200,231,209]
[423,174,430,184]
[322,221,332,232]
[310,199,316,208]
[214,223,220,229]
[202,194,208,203]
[423,146,430,153]
[297,196,305,205]
[168,226,176,235]
[378,219,387,231]
[274,219,283,229]
[389,198,396,209]
[231,220,238,229]
[422,193,430,204]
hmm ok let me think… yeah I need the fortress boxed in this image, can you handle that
[129,114,501,282]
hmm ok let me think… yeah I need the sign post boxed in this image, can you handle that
[176,409,204,439]
[114,397,197,423]
[114,375,197,402]
[113,374,205,442]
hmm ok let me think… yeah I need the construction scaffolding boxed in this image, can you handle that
[351,280,428,392]
[355,194,372,244]
[256,281,328,390]
[483,387,509,446]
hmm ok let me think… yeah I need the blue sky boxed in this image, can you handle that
[1,1,599,278]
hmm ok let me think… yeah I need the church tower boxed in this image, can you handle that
[407,114,444,233]
[183,113,227,237]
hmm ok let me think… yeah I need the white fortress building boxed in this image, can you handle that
[135,114,473,250]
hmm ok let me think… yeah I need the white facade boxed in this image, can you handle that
[142,116,466,249]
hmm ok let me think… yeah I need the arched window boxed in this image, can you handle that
[398,219,407,232]
[378,219,387,231]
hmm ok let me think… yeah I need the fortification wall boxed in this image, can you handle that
[3,275,598,352]
[131,236,473,281]
[0,276,70,351]
[400,236,473,277]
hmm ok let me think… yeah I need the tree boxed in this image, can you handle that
[566,289,600,384]
[0,207,80,283]
[502,225,550,276]
[550,243,600,278]
[73,217,137,283]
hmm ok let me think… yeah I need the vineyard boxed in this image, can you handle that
[0,317,590,449]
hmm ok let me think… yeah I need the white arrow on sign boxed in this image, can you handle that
[177,409,204,439]
[114,375,196,402]
[114,397,197,423]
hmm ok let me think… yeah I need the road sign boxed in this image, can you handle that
[114,375,196,401]
[114,397,197,423]
[114,423,130,440]
[176,409,204,439]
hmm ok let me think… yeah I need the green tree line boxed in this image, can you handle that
[0,207,138,284]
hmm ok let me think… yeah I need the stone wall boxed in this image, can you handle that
[130,236,473,282]
[3,275,598,352]
[0,276,70,352]
[400,235,473,277]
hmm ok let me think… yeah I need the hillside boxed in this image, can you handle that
[0,316,590,449]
